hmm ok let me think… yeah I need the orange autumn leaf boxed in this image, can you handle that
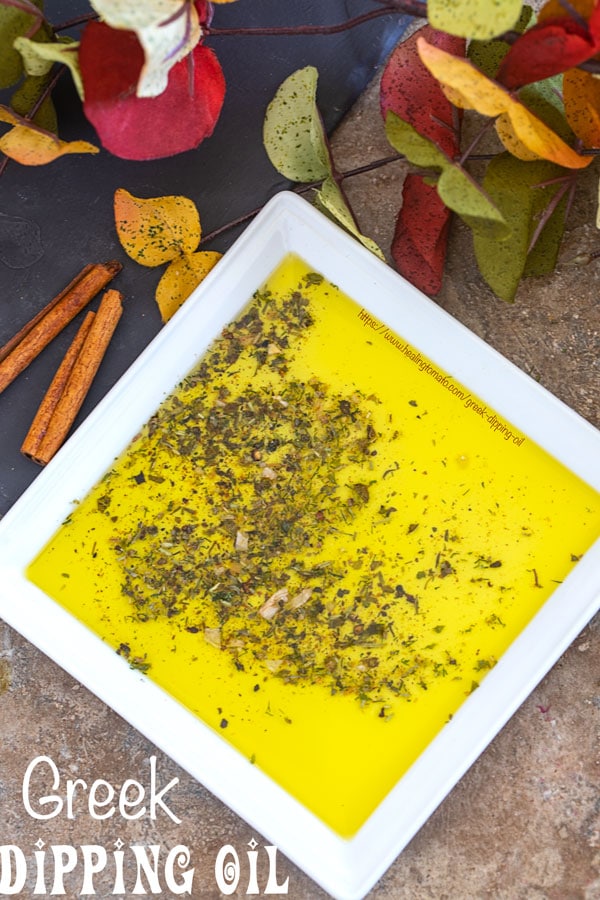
[156,250,222,322]
[113,187,219,321]
[538,0,596,20]
[114,188,201,266]
[416,37,592,169]
[0,106,98,164]
[563,68,600,148]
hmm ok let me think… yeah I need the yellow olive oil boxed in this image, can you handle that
[28,254,600,837]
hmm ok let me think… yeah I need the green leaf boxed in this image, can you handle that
[0,0,45,88]
[523,185,568,279]
[263,66,331,183]
[384,111,447,169]
[14,36,83,99]
[385,113,507,238]
[436,165,507,237]
[428,0,523,40]
[468,5,534,77]
[473,153,567,301]
[314,177,384,259]
[10,72,57,132]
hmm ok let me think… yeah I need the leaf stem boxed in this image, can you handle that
[52,12,98,33]
[319,112,364,231]
[339,152,405,177]
[556,0,589,30]
[528,181,570,254]
[458,118,496,166]
[31,64,66,118]
[370,0,427,14]
[0,64,66,178]
[207,6,414,38]
[564,171,578,222]
[199,153,406,245]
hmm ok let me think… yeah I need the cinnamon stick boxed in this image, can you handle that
[22,289,123,466]
[21,311,95,462]
[0,260,121,395]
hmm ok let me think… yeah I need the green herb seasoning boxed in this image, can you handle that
[28,253,600,837]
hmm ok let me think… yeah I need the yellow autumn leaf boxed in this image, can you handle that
[563,68,600,149]
[114,188,201,267]
[0,107,98,164]
[156,251,222,322]
[416,38,592,169]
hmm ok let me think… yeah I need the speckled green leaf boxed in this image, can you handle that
[522,175,567,278]
[263,66,331,183]
[473,153,566,301]
[437,165,507,237]
[315,177,384,259]
[468,5,533,77]
[11,73,56,132]
[14,36,83,98]
[384,110,447,169]
[0,0,46,88]
[385,113,507,238]
[429,0,523,40]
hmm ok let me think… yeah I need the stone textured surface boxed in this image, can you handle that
[1,45,599,900]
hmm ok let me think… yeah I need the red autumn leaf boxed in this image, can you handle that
[497,12,600,89]
[392,174,451,296]
[380,25,465,157]
[79,21,225,161]
[381,27,463,295]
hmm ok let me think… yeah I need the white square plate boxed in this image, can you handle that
[0,192,599,899]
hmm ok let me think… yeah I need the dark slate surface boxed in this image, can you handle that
[0,0,411,515]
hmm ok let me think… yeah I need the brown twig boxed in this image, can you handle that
[207,6,411,38]
[52,12,98,33]
[199,154,405,245]
[458,118,496,166]
[0,64,66,177]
